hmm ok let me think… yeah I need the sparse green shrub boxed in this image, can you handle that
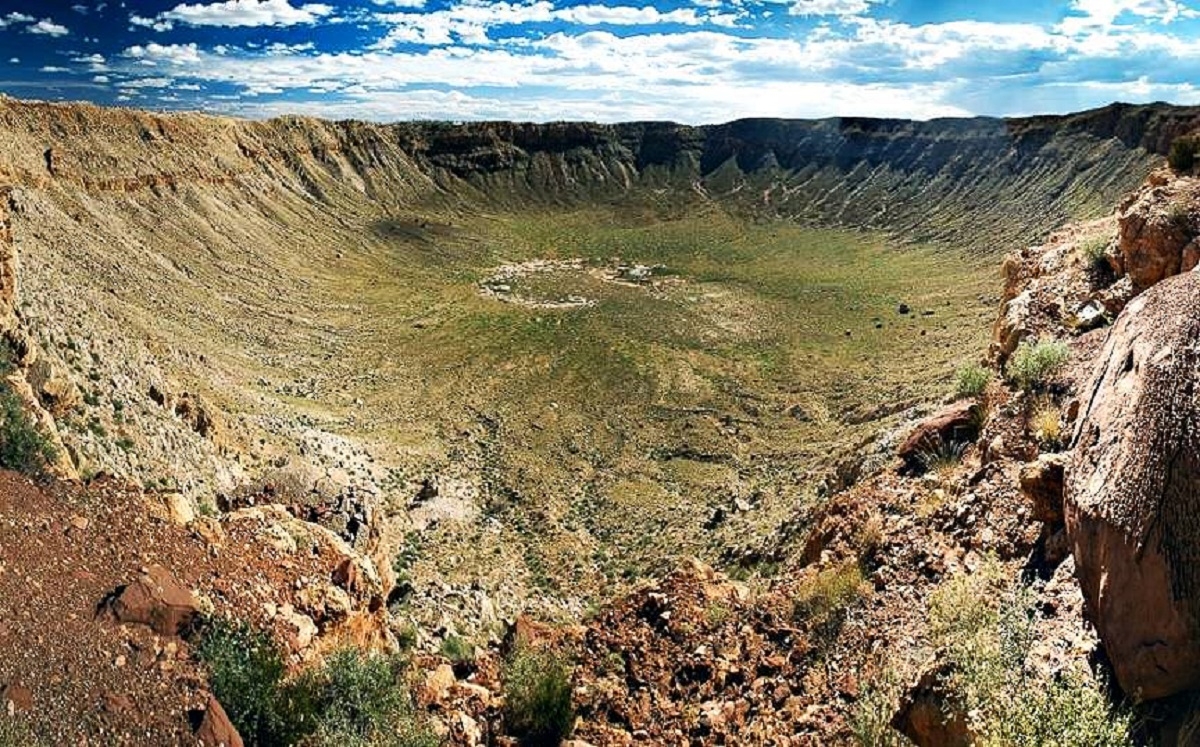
[440,634,473,664]
[793,562,866,644]
[953,363,990,399]
[0,384,56,477]
[928,560,1132,746]
[1006,340,1069,392]
[851,668,907,747]
[1169,134,1200,172]
[196,618,437,747]
[196,618,318,745]
[1079,235,1112,276]
[503,645,575,745]
[1169,199,1193,229]
[1029,398,1063,450]
[0,713,38,747]
[308,648,439,747]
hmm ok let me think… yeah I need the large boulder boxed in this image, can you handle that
[107,565,200,637]
[1065,270,1200,701]
[1116,174,1198,291]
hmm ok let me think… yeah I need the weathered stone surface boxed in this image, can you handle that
[1116,176,1199,291]
[1066,270,1200,700]
[1019,453,1067,524]
[194,696,244,747]
[109,565,200,636]
[891,663,972,747]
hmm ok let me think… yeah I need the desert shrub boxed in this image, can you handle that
[196,618,318,745]
[0,714,37,747]
[308,649,438,747]
[929,560,1132,746]
[793,562,866,644]
[1169,199,1193,229]
[0,384,56,477]
[1006,340,1069,392]
[851,668,907,747]
[916,435,968,475]
[440,634,473,664]
[953,363,990,400]
[197,618,434,747]
[1079,235,1112,277]
[1029,398,1063,450]
[503,645,575,745]
[1169,134,1200,172]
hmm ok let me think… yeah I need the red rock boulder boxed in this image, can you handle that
[108,565,200,637]
[1066,270,1200,700]
[194,696,244,747]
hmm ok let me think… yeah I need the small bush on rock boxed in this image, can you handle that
[929,560,1132,746]
[1169,134,1200,172]
[1079,235,1112,278]
[1029,399,1063,450]
[953,363,990,400]
[503,645,575,745]
[197,618,435,747]
[793,562,866,646]
[1007,340,1069,392]
[0,384,56,477]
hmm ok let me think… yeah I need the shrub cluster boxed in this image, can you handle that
[0,348,56,477]
[953,363,990,400]
[196,618,436,747]
[503,645,575,745]
[793,562,866,650]
[927,560,1132,746]
[1169,134,1200,172]
[1006,340,1069,392]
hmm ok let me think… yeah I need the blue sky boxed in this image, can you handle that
[1,0,1199,122]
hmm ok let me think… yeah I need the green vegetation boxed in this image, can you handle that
[1006,340,1069,392]
[0,350,56,477]
[502,645,575,745]
[0,714,37,747]
[196,618,435,747]
[792,561,866,645]
[928,560,1132,746]
[440,634,473,664]
[1079,235,1111,277]
[1169,134,1200,172]
[917,434,969,475]
[851,668,907,747]
[306,649,439,747]
[1029,398,1063,450]
[953,363,990,399]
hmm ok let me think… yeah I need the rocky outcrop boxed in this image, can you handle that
[1066,270,1200,701]
[1019,453,1067,525]
[1115,171,1200,290]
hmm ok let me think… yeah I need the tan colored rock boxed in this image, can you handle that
[1066,271,1200,700]
[1019,453,1067,524]
[194,695,244,747]
[108,564,199,636]
[162,492,194,526]
[421,663,457,705]
[1116,176,1198,290]
[991,289,1032,364]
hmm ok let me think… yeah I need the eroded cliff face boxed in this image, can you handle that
[0,96,1193,613]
